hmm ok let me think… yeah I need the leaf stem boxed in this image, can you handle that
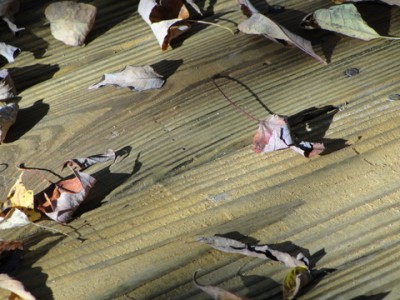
[187,20,235,35]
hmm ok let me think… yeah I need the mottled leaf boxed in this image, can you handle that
[301,4,400,40]
[45,1,97,46]
[0,42,20,63]
[283,266,312,299]
[237,0,326,64]
[0,102,18,143]
[89,66,165,91]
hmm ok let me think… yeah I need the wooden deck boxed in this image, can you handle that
[1,0,400,299]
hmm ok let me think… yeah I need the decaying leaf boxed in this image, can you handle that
[0,274,35,300]
[0,102,18,143]
[0,240,23,274]
[301,4,400,40]
[252,115,324,158]
[89,66,165,91]
[0,69,16,100]
[0,173,42,222]
[198,236,308,268]
[45,1,97,46]
[194,271,247,300]
[0,42,20,63]
[138,0,194,50]
[332,0,400,5]
[0,0,24,35]
[237,0,326,64]
[0,208,30,229]
[63,149,116,170]
[35,168,95,223]
[283,266,312,300]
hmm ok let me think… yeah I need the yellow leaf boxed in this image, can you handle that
[4,173,34,209]
[283,266,311,299]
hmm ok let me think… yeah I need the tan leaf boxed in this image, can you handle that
[194,271,247,300]
[138,0,192,50]
[237,0,326,64]
[89,66,165,91]
[35,168,95,223]
[45,1,97,46]
[0,42,20,63]
[0,0,24,35]
[0,274,35,300]
[0,102,18,143]
[282,266,312,300]
[301,4,400,40]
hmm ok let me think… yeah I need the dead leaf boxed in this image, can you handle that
[0,69,16,100]
[0,208,30,229]
[138,0,193,50]
[301,4,400,40]
[0,240,23,274]
[89,66,165,91]
[63,149,116,170]
[252,115,324,158]
[237,0,326,64]
[197,236,308,268]
[283,266,312,299]
[0,240,23,253]
[193,271,247,300]
[0,42,20,63]
[35,168,95,223]
[0,0,24,35]
[45,1,97,46]
[0,274,35,300]
[0,102,18,143]
[0,173,42,222]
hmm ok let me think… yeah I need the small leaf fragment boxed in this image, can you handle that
[89,66,165,92]
[193,271,247,300]
[301,4,400,40]
[0,69,16,100]
[45,1,97,46]
[237,0,326,64]
[283,266,312,300]
[0,274,35,300]
[0,42,20,63]
[0,208,30,230]
[0,0,24,35]
[63,149,116,170]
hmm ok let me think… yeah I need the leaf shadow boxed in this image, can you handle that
[151,59,183,80]
[15,232,66,300]
[73,148,141,218]
[84,0,135,45]
[287,105,349,155]
[239,273,281,299]
[5,100,49,143]
[8,30,49,59]
[9,64,59,93]
[351,292,391,300]
[356,3,392,37]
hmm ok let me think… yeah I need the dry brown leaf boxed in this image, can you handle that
[0,274,35,300]
[0,0,24,35]
[63,149,116,170]
[252,115,324,158]
[0,102,18,143]
[198,236,309,268]
[194,271,247,300]
[0,42,20,63]
[0,240,23,274]
[45,1,97,46]
[35,168,95,223]
[283,266,312,299]
[138,0,193,50]
[237,0,326,64]
[89,66,165,91]
[301,4,400,40]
